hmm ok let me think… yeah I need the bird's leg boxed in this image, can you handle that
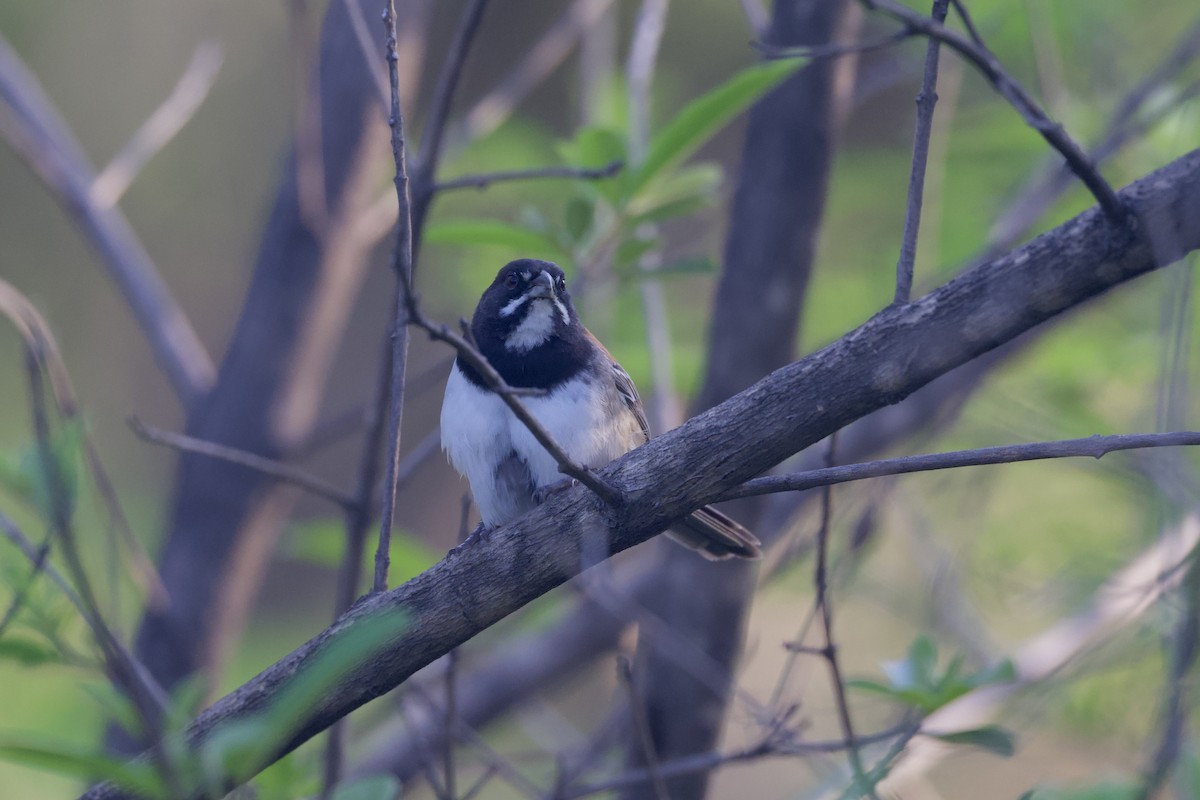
[534,477,579,505]
[449,521,491,555]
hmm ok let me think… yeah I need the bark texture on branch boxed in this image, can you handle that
[84,149,1200,799]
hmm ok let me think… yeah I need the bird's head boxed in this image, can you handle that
[473,259,577,353]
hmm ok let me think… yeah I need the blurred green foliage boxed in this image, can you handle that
[0,0,1198,797]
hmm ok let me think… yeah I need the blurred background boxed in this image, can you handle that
[1,0,1199,798]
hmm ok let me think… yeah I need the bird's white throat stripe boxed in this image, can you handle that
[552,295,570,325]
[499,294,529,318]
[505,300,557,351]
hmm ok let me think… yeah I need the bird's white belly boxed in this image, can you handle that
[440,365,633,526]
[509,375,631,488]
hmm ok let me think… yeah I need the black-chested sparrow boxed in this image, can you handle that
[440,258,761,560]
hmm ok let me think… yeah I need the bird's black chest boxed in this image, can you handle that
[458,333,593,392]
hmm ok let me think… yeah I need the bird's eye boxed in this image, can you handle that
[504,273,520,289]
[555,276,566,292]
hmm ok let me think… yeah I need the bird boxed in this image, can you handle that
[440,258,761,560]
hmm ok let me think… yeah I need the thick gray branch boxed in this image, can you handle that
[81,149,1200,799]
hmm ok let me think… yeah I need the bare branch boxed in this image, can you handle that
[434,160,622,193]
[858,0,1130,224]
[559,723,916,799]
[626,0,682,436]
[341,0,390,111]
[726,431,1200,499]
[460,0,616,142]
[0,511,83,617]
[618,655,670,800]
[811,435,876,796]
[410,0,490,229]
[986,17,1200,255]
[128,417,357,510]
[78,150,1200,800]
[373,0,421,594]
[0,33,215,404]
[893,0,950,304]
[90,42,224,208]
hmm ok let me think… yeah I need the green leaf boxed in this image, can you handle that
[845,678,902,698]
[1020,782,1139,800]
[424,219,568,262]
[0,738,167,797]
[615,235,660,269]
[82,683,144,740]
[0,635,59,666]
[627,163,722,220]
[629,57,804,197]
[200,607,410,785]
[965,657,1018,689]
[165,674,210,732]
[931,725,1016,757]
[333,774,402,800]
[564,196,595,244]
[907,634,938,685]
[558,125,628,204]
[0,419,83,521]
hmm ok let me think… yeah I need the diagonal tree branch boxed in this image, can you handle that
[0,33,215,405]
[728,431,1200,498]
[80,149,1200,800]
[860,0,1129,223]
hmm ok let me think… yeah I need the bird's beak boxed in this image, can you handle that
[528,271,555,298]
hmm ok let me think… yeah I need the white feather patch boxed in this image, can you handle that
[504,300,556,352]
[499,294,528,318]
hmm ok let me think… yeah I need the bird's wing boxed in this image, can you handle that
[585,329,650,444]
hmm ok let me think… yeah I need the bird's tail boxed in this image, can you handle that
[667,505,762,560]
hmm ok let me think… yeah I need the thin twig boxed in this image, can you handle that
[90,42,224,208]
[0,278,166,613]
[738,0,769,39]
[617,655,670,800]
[858,0,1129,223]
[1137,532,1200,798]
[0,535,51,638]
[341,0,390,110]
[811,434,875,797]
[373,0,420,594]
[753,27,916,63]
[557,724,913,799]
[727,431,1200,500]
[413,311,621,505]
[434,160,622,193]
[128,417,357,510]
[627,0,682,435]
[410,683,544,799]
[289,0,328,238]
[24,351,180,794]
[459,0,615,142]
[893,0,950,305]
[410,0,490,229]
[320,341,395,800]
[948,0,984,47]
[444,648,459,799]
[0,511,84,615]
[986,17,1200,254]
[441,498,472,800]
[460,764,501,800]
